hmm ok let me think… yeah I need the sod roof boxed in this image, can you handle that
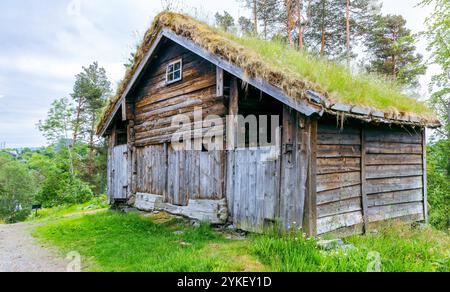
[97,12,440,135]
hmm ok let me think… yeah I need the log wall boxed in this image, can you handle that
[316,119,426,235]
[316,123,364,235]
[133,41,226,147]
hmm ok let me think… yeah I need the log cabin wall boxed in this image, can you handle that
[315,117,426,235]
[131,39,227,207]
[316,121,364,235]
[364,124,426,226]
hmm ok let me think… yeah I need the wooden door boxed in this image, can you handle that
[226,146,282,232]
[108,145,129,201]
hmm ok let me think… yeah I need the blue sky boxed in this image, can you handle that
[0,0,435,148]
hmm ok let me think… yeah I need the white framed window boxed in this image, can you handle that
[166,58,183,84]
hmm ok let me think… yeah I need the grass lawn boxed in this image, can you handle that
[33,210,450,272]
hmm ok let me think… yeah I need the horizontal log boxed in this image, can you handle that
[135,101,226,125]
[318,123,361,135]
[365,154,423,166]
[317,144,361,158]
[135,127,225,147]
[317,197,362,219]
[368,189,423,207]
[317,185,362,205]
[137,74,216,109]
[135,102,226,132]
[365,142,423,155]
[317,211,364,235]
[317,157,360,175]
[317,172,361,192]
[317,133,361,146]
[137,86,216,113]
[368,202,424,223]
[366,176,423,194]
[136,117,224,141]
[365,128,422,144]
[366,165,423,179]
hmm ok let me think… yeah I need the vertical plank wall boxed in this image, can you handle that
[316,120,426,235]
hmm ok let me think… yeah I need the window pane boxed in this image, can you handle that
[174,62,181,70]
[174,70,181,80]
[168,64,174,73]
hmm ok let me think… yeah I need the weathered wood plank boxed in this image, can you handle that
[365,154,423,166]
[366,176,423,194]
[366,165,423,179]
[316,172,361,193]
[368,189,423,207]
[317,211,363,235]
[317,132,361,145]
[317,157,360,174]
[317,144,361,158]
[317,197,362,219]
[422,130,428,223]
[368,202,424,223]
[365,142,423,154]
[365,127,422,144]
[317,185,362,205]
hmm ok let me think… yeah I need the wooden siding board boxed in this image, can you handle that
[365,176,423,195]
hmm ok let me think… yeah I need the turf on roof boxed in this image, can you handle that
[97,12,438,134]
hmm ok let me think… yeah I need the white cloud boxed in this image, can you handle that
[0,95,4,99]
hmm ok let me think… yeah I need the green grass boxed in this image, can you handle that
[33,210,449,272]
[223,34,431,116]
[252,223,450,272]
[33,211,263,272]
[27,196,109,222]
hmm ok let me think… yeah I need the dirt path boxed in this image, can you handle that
[0,223,68,272]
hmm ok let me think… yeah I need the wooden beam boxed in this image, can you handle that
[161,29,322,117]
[227,77,239,150]
[216,67,224,97]
[361,125,370,233]
[304,116,318,237]
[121,99,127,121]
[422,129,429,223]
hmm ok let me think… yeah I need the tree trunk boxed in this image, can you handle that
[298,0,303,50]
[320,0,325,55]
[346,0,351,66]
[72,97,83,146]
[287,0,293,45]
[253,0,258,34]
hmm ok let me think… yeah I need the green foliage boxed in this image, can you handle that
[427,139,450,231]
[215,11,235,32]
[421,0,450,139]
[0,157,37,223]
[37,97,73,144]
[365,14,427,88]
[238,16,254,36]
[27,146,95,208]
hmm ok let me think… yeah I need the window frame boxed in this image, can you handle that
[166,58,183,85]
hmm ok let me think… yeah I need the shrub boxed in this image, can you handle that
[427,140,450,231]
[0,157,37,223]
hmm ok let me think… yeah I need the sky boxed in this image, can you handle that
[0,0,437,148]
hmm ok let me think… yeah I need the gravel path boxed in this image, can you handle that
[0,223,68,272]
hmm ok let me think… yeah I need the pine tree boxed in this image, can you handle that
[71,62,112,178]
[215,11,235,32]
[238,17,254,36]
[365,15,427,88]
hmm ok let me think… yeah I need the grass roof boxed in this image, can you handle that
[97,12,439,134]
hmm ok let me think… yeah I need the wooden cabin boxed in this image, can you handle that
[97,13,440,236]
